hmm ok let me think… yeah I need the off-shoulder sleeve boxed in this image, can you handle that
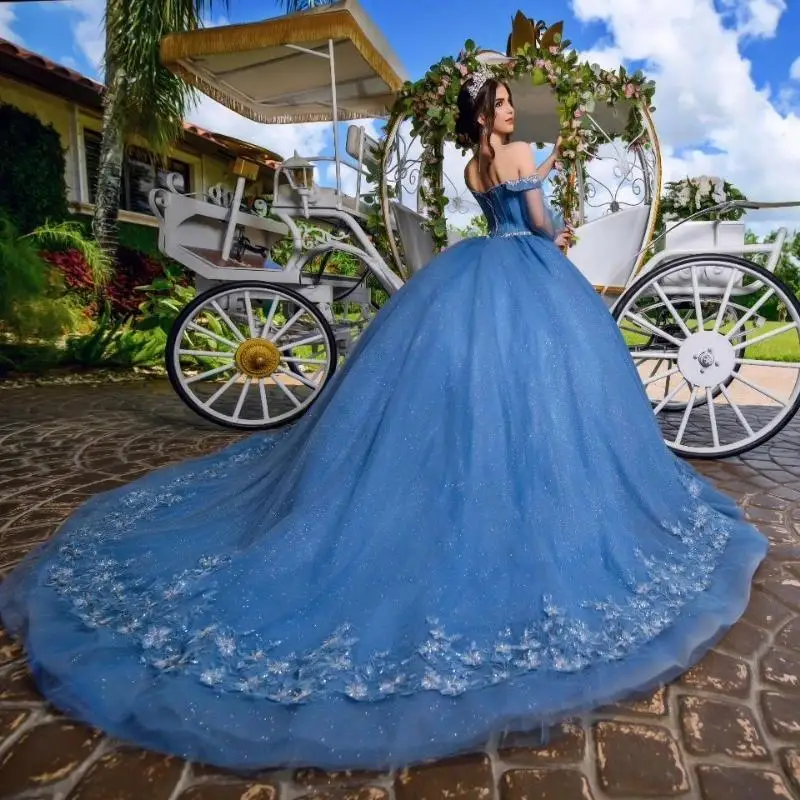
[507,175,556,239]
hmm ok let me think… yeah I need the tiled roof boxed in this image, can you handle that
[0,38,283,162]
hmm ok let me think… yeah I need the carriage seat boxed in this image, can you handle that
[390,202,464,275]
[568,205,651,290]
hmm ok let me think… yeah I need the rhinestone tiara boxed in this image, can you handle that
[466,66,492,101]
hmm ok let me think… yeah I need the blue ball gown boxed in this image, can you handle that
[0,176,767,771]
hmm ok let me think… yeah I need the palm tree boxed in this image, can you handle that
[92,0,224,254]
[0,0,336,254]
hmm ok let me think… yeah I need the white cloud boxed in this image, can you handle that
[61,0,105,75]
[718,0,786,38]
[188,95,331,164]
[791,56,800,82]
[0,5,21,43]
[570,0,800,233]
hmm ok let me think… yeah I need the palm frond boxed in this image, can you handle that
[103,0,229,155]
[24,221,114,287]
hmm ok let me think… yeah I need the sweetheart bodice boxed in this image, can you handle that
[469,175,560,238]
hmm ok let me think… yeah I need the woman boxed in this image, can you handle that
[0,74,766,771]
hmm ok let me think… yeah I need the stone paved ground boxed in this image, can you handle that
[1,381,800,800]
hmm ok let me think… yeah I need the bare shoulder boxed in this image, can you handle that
[463,157,479,187]
[502,141,536,175]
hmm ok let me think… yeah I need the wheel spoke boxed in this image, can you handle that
[690,266,704,330]
[282,356,328,365]
[737,357,800,369]
[211,301,246,342]
[273,373,302,408]
[258,378,270,420]
[232,378,252,421]
[719,383,755,437]
[674,386,698,445]
[260,295,279,339]
[622,312,683,347]
[726,288,774,340]
[203,372,241,407]
[244,292,258,338]
[731,372,787,406]
[185,363,236,384]
[631,350,680,360]
[653,377,688,415]
[270,307,307,343]
[706,387,720,448]
[178,349,236,359]
[732,321,798,352]
[643,366,680,387]
[187,321,239,350]
[277,366,317,389]
[712,269,740,333]
[653,283,692,337]
[278,333,325,351]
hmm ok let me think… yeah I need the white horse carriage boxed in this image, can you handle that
[151,0,800,459]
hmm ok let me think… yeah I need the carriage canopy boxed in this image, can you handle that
[159,0,409,125]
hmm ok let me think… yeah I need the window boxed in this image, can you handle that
[83,130,192,215]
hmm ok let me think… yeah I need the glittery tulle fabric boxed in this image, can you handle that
[0,178,766,771]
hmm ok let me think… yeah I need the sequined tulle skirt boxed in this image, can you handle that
[0,233,767,770]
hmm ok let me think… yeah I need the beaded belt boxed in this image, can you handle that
[490,230,536,238]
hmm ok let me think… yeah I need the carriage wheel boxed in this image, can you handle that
[166,282,337,430]
[626,301,749,412]
[614,255,800,458]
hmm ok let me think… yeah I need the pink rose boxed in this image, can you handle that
[555,160,564,171]
[543,60,553,70]
[573,109,583,118]
[535,59,545,68]
[549,46,559,54]
[437,85,446,96]
[458,63,469,76]
[624,83,636,98]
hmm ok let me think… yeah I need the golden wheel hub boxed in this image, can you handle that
[235,338,281,378]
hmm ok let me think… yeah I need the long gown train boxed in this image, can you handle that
[0,176,767,770]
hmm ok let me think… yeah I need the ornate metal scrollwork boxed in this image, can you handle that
[578,126,657,222]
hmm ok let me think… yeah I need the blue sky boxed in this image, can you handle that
[2,0,799,229]
[6,0,799,93]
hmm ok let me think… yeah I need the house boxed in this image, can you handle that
[0,38,283,231]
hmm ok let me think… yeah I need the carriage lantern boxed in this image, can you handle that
[283,152,316,193]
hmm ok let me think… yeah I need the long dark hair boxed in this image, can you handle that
[455,77,513,162]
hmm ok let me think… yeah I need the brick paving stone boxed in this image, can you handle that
[593,721,689,796]
[761,692,800,739]
[763,578,800,611]
[395,754,492,800]
[67,746,185,799]
[293,769,387,787]
[0,720,102,795]
[500,768,594,800]
[498,721,585,764]
[678,650,750,697]
[294,790,389,800]
[179,782,279,800]
[0,627,22,666]
[717,620,769,657]
[605,686,668,716]
[777,618,800,652]
[761,647,800,693]
[696,765,794,800]
[679,696,769,760]
[0,664,41,702]
[780,748,800,794]
[742,589,793,631]
[0,708,29,742]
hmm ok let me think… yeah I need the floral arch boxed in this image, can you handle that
[373,12,658,255]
